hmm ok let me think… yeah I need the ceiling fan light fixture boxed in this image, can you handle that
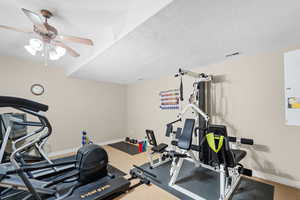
[55,46,66,57]
[24,45,36,56]
[29,38,43,51]
[49,49,60,60]
[0,8,94,62]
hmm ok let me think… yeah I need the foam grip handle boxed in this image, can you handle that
[240,168,252,177]
[180,77,184,101]
[241,138,254,145]
[174,153,188,158]
[228,137,236,142]
[228,137,253,145]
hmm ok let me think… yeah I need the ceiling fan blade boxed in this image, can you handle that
[57,35,93,46]
[53,40,80,57]
[0,25,33,33]
[21,8,48,33]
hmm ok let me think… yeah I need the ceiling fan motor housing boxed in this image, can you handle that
[32,9,57,40]
[34,23,58,40]
[41,9,53,19]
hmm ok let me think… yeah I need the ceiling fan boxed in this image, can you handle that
[0,8,93,63]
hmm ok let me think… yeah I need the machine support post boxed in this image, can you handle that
[169,152,185,186]
[219,164,225,200]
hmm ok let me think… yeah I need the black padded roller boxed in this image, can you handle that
[241,138,254,145]
[228,137,236,142]
[239,167,252,177]
[228,137,253,145]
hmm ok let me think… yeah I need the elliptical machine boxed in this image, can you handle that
[0,96,131,200]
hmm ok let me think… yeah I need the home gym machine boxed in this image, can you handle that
[167,68,254,200]
[0,96,153,200]
[145,68,254,200]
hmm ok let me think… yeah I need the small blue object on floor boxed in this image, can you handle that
[135,159,274,200]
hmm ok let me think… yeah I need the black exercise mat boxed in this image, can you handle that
[137,160,274,200]
[53,155,127,177]
[108,141,140,155]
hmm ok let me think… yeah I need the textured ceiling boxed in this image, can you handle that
[1,0,300,84]
[71,0,300,84]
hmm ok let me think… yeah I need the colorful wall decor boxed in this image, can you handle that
[159,89,179,110]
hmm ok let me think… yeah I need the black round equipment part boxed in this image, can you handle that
[76,144,108,183]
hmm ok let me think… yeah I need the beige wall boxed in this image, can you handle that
[0,56,126,152]
[1,48,299,185]
[126,48,300,182]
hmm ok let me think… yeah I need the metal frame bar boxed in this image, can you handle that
[168,150,242,200]
[0,112,50,164]
[0,124,12,162]
[179,103,210,122]
[147,150,171,169]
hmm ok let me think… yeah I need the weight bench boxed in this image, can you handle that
[169,119,253,200]
[146,130,170,168]
[145,119,183,169]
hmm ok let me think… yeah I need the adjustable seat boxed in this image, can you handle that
[152,143,168,153]
[146,130,168,153]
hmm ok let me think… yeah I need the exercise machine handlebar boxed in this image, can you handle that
[179,103,210,122]
[175,68,212,102]
[175,68,212,80]
[167,118,182,126]
[167,151,189,158]
[175,68,208,79]
[180,76,184,101]
[228,137,254,145]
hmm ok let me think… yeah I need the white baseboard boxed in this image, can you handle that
[253,170,300,189]
[48,138,123,157]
